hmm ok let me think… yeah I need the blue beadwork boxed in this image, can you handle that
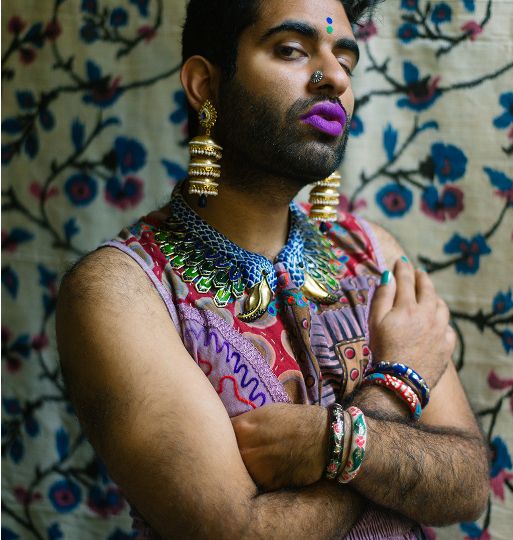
[170,187,339,293]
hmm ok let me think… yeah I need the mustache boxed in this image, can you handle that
[287,96,346,118]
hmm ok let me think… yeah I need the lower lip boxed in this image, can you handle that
[301,115,344,137]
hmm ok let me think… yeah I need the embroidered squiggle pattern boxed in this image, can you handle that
[217,376,257,409]
[185,322,267,407]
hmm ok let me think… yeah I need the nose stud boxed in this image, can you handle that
[310,70,324,84]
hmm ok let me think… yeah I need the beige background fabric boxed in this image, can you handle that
[2,0,512,538]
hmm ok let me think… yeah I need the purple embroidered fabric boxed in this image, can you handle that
[100,206,419,540]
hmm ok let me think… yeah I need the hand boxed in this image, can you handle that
[369,259,456,389]
[231,403,328,492]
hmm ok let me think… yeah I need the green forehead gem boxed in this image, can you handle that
[327,26,334,34]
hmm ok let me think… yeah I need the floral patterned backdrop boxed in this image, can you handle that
[1,0,512,539]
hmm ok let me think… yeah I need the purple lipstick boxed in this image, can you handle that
[300,101,347,137]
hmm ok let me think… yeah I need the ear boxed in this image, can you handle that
[180,55,220,112]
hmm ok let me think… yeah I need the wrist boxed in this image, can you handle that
[352,385,408,419]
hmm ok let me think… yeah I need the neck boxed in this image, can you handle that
[183,164,305,261]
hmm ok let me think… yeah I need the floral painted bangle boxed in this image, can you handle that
[338,406,367,484]
[363,372,422,420]
[325,403,345,479]
[369,362,430,407]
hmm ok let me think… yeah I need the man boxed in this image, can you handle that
[56,0,489,538]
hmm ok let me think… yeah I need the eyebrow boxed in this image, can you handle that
[258,20,360,64]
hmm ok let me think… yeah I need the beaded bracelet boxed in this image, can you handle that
[369,362,430,407]
[325,403,345,479]
[363,372,422,420]
[338,406,367,484]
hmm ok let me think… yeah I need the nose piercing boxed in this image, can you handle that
[310,70,324,84]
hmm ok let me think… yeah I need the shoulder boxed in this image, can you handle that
[58,246,155,309]
[363,220,407,270]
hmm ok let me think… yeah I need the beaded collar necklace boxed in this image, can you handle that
[154,185,343,321]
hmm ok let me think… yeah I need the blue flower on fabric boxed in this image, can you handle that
[129,0,149,17]
[47,523,63,540]
[83,61,123,108]
[110,7,128,28]
[376,184,413,218]
[462,0,475,12]
[80,22,98,43]
[161,159,187,183]
[1,527,20,540]
[493,92,513,131]
[460,522,490,540]
[1,266,19,299]
[431,3,452,24]
[397,62,441,111]
[443,233,491,274]
[483,167,513,204]
[169,90,188,125]
[490,436,512,477]
[87,486,125,517]
[114,137,147,174]
[81,0,97,13]
[48,479,82,513]
[431,143,467,183]
[108,529,138,540]
[501,330,513,354]
[493,289,513,314]
[64,173,98,206]
[421,185,464,221]
[349,115,364,136]
[105,176,144,210]
[400,0,418,10]
[397,23,419,43]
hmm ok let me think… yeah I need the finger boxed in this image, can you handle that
[415,269,436,307]
[393,257,416,308]
[436,297,450,327]
[369,270,397,327]
[445,325,456,354]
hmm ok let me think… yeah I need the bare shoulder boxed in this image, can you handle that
[364,220,407,270]
[58,246,154,309]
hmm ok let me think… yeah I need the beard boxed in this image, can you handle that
[215,77,351,196]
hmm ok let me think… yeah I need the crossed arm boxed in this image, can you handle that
[56,226,488,539]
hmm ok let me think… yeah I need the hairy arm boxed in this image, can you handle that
[56,248,363,540]
[233,223,489,526]
[350,222,489,524]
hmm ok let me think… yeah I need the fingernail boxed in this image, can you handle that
[380,270,392,285]
[418,266,427,272]
[401,256,409,263]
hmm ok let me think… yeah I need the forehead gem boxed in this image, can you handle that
[326,17,333,34]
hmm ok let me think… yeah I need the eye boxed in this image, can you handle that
[338,59,354,77]
[276,45,306,60]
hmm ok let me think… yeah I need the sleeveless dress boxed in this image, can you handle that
[100,185,420,540]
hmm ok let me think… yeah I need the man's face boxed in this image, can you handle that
[215,0,359,190]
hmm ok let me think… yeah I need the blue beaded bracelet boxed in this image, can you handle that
[368,362,430,407]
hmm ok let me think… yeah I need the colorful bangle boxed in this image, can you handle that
[363,373,422,420]
[325,403,345,479]
[338,406,367,484]
[369,362,430,407]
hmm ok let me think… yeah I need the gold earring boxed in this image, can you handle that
[188,100,223,207]
[308,171,341,225]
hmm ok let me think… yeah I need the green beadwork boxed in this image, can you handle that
[154,216,344,311]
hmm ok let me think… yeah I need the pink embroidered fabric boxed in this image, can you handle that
[100,202,419,540]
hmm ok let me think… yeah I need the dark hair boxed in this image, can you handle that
[182,0,383,135]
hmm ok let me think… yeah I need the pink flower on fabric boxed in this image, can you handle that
[490,470,513,500]
[338,194,367,213]
[356,21,377,42]
[461,21,483,41]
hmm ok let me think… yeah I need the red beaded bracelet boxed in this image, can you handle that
[363,373,422,420]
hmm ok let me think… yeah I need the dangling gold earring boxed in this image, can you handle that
[308,171,341,227]
[188,99,223,207]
